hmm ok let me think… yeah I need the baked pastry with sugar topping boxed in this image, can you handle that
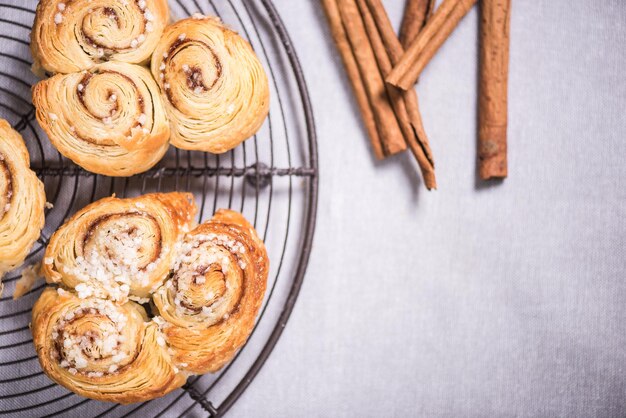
[34,193,269,403]
[32,288,186,403]
[31,0,169,74]
[151,15,270,153]
[0,119,46,295]
[32,62,170,176]
[41,192,197,303]
[153,209,269,374]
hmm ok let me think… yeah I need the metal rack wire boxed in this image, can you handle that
[0,0,318,416]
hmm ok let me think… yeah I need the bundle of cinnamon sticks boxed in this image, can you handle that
[323,0,511,188]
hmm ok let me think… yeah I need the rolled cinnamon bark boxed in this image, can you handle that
[334,0,407,156]
[387,0,477,90]
[322,0,384,159]
[478,0,511,179]
[399,0,435,48]
[360,0,436,189]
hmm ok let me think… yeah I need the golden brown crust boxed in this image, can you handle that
[32,62,170,176]
[31,0,170,74]
[0,119,46,294]
[32,288,186,404]
[150,15,270,153]
[152,209,269,373]
[34,194,268,402]
[42,192,197,302]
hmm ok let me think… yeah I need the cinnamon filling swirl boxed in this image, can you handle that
[82,212,163,274]
[161,39,222,107]
[71,70,149,145]
[0,157,13,217]
[48,298,140,376]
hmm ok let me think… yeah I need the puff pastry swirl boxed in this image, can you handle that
[0,119,46,294]
[151,15,270,153]
[34,193,269,403]
[32,288,186,403]
[31,0,169,74]
[153,209,269,373]
[42,192,197,303]
[32,62,170,176]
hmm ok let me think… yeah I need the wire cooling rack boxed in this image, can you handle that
[0,0,318,416]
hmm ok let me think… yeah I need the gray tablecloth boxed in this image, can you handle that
[230,1,626,417]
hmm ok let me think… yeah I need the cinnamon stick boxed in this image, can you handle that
[478,0,510,179]
[360,0,436,189]
[387,0,477,90]
[327,0,407,156]
[322,0,385,159]
[399,0,435,48]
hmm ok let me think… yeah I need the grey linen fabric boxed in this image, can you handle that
[230,1,626,417]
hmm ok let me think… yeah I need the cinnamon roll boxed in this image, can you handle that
[32,61,170,176]
[150,15,270,153]
[41,193,197,303]
[0,119,46,294]
[152,209,269,373]
[34,194,269,402]
[31,0,169,74]
[32,287,186,404]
